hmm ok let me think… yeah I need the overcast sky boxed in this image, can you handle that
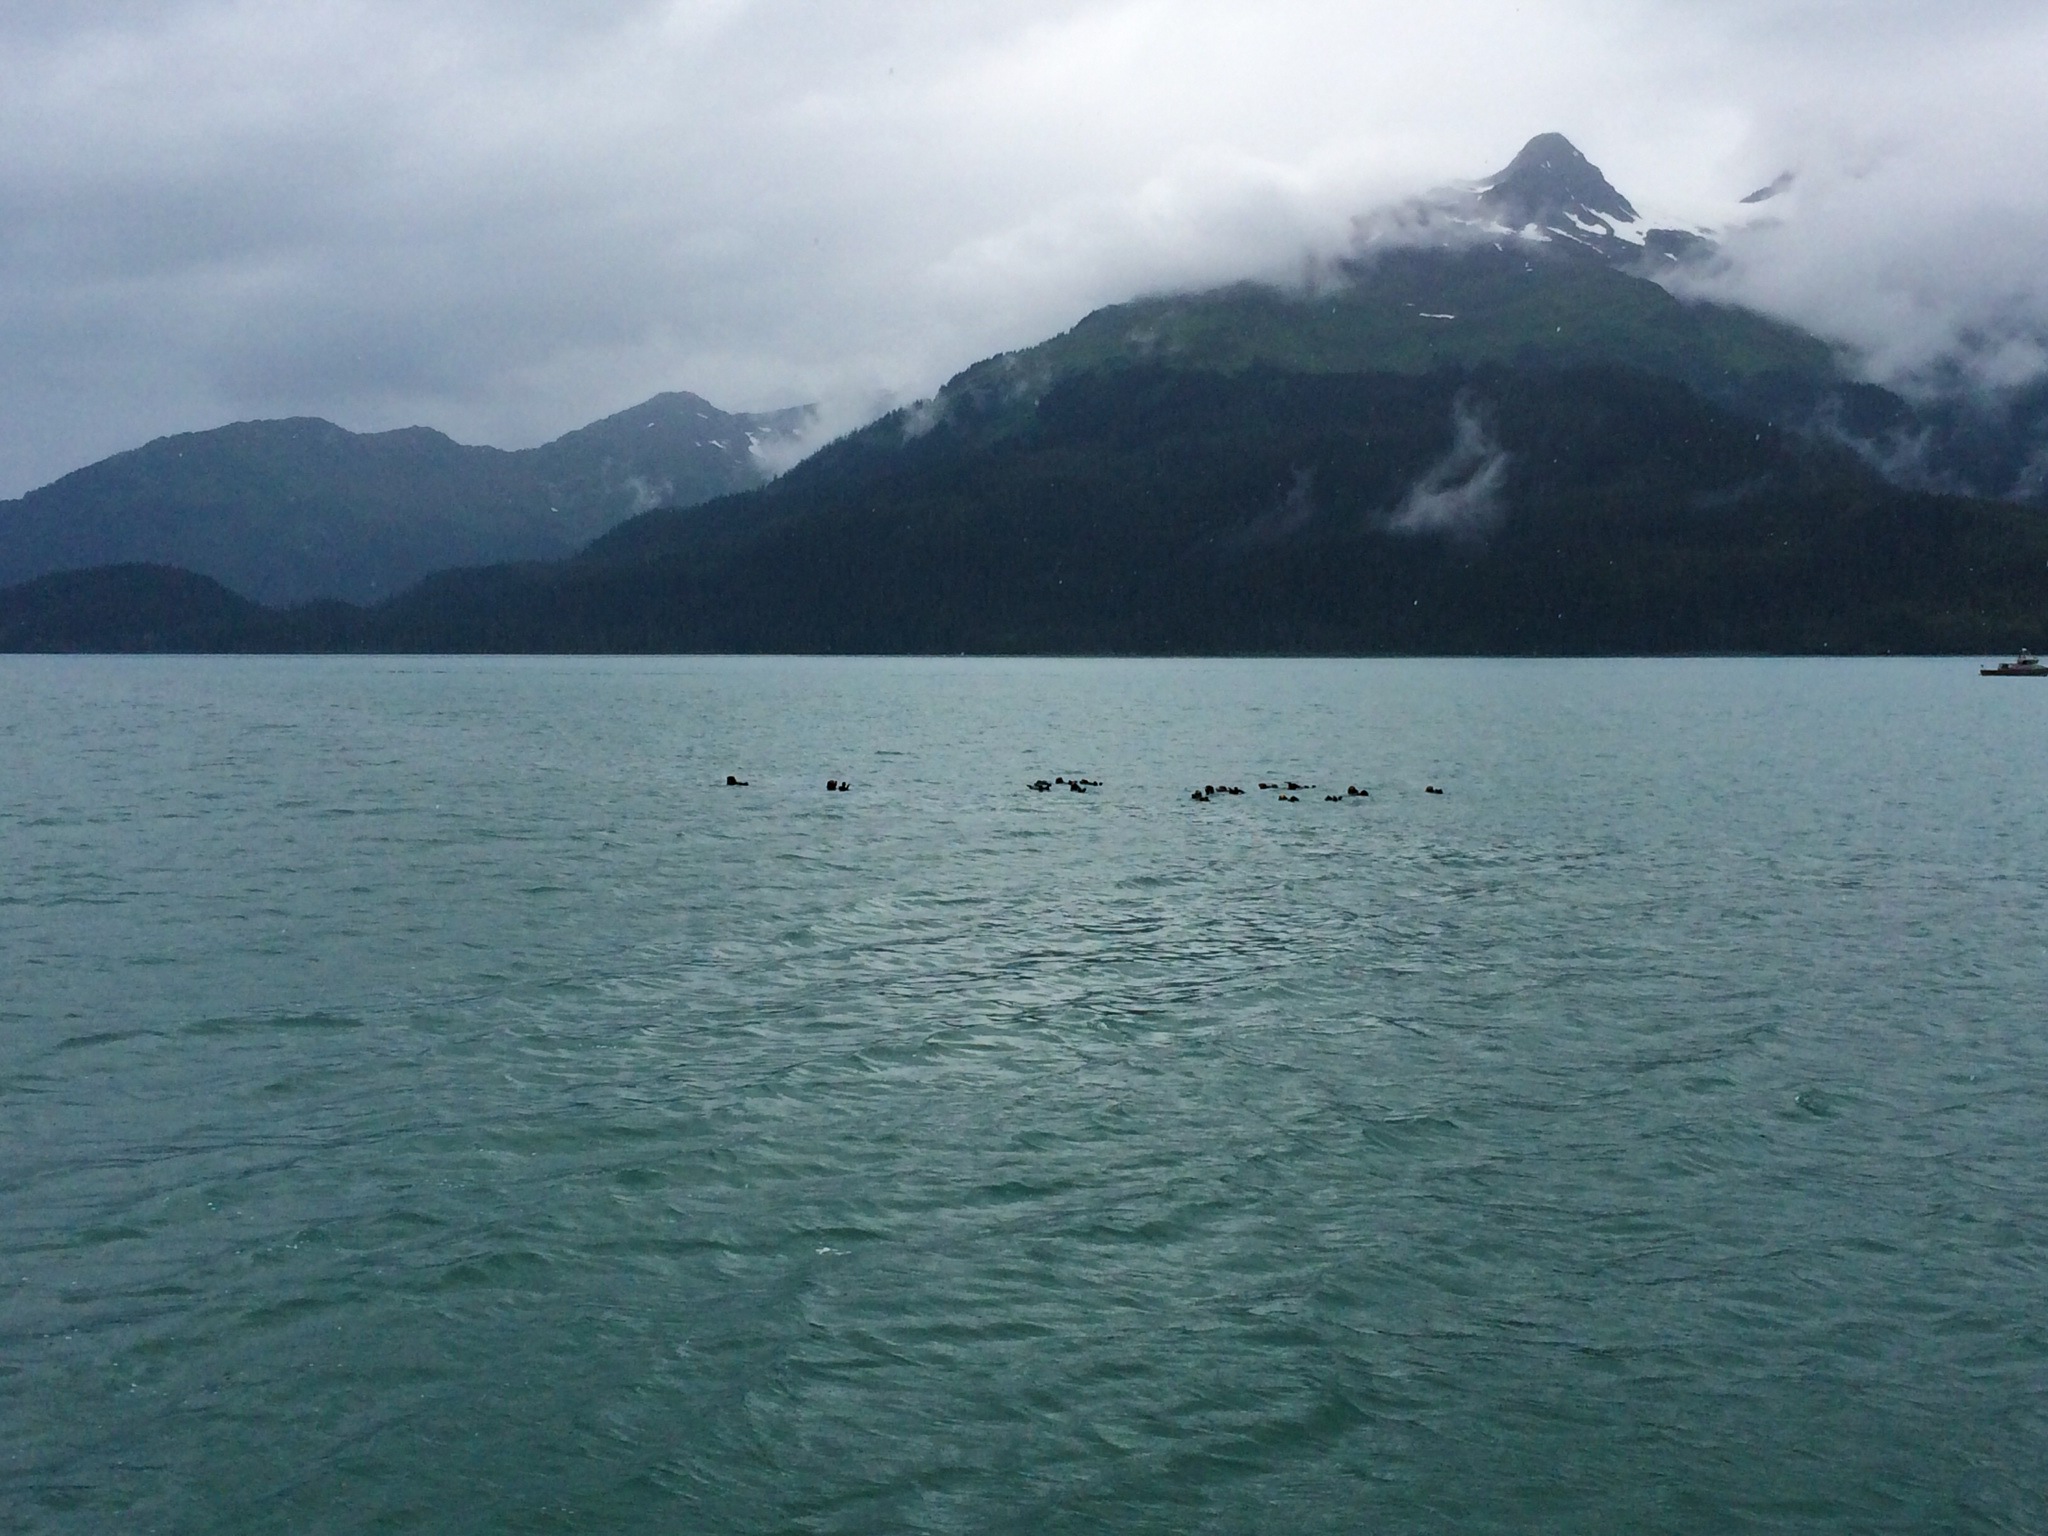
[3,0,2044,495]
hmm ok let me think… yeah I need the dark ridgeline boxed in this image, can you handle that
[0,565,287,653]
[0,392,813,605]
[4,134,2047,654]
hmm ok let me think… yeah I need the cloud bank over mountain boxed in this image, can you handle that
[1,0,2044,495]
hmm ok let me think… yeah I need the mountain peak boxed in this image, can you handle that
[1479,133,1640,231]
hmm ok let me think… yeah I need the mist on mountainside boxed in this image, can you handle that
[1408,132,2048,505]
[1188,132,2048,509]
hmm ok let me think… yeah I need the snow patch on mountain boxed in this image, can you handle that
[1347,132,1793,279]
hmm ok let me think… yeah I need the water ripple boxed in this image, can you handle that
[2,655,2044,1533]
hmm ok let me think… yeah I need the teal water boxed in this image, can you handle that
[2,656,2044,1534]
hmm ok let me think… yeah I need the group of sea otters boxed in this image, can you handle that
[1186,780,1448,801]
[727,774,852,790]
[1027,777,1104,793]
[728,773,1444,798]
[1193,782,1405,803]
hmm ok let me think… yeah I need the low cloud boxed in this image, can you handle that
[1674,152,2048,395]
[747,395,877,476]
[1647,6,2048,396]
[1386,397,1509,539]
[621,474,675,515]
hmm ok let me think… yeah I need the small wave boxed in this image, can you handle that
[180,1011,366,1037]
[51,1028,151,1053]
[1792,1088,1838,1118]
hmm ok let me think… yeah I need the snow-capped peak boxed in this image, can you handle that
[1350,133,1744,274]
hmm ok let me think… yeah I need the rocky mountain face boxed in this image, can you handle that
[1474,132,1647,257]
[0,391,811,604]
[526,393,812,531]
[1349,131,1715,271]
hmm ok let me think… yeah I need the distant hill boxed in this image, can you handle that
[0,392,810,604]
[0,565,290,652]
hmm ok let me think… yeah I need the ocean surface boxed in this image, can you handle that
[2,655,2044,1535]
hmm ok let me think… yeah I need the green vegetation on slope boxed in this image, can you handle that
[223,361,2044,656]
[10,360,2042,654]
[941,246,1843,436]
[0,392,806,604]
